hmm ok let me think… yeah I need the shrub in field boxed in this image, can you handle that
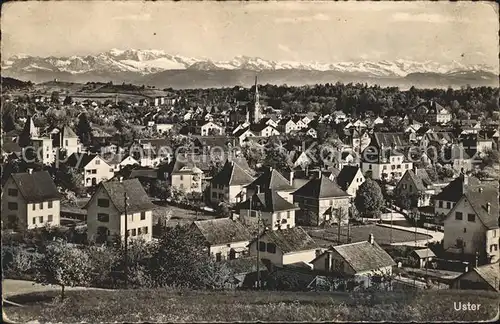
[33,239,92,299]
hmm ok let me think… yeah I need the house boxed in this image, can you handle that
[245,167,295,203]
[292,175,351,226]
[425,101,452,124]
[277,118,297,134]
[201,121,224,136]
[411,248,436,268]
[440,144,473,173]
[450,263,499,292]
[191,218,252,261]
[361,146,413,181]
[292,116,308,129]
[433,174,481,218]
[209,160,255,204]
[443,183,499,264]
[350,129,371,154]
[153,123,175,134]
[104,154,140,173]
[30,137,54,165]
[236,189,300,230]
[335,166,365,197]
[248,226,319,267]
[333,111,347,123]
[291,151,313,170]
[85,178,155,243]
[163,153,205,193]
[373,116,384,125]
[394,168,435,207]
[50,126,81,157]
[311,234,395,277]
[326,151,358,171]
[1,170,61,231]
[305,128,318,139]
[66,153,114,187]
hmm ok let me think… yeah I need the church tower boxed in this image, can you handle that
[253,76,261,124]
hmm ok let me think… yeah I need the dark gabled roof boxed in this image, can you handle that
[193,218,252,246]
[434,175,480,202]
[193,136,233,149]
[372,132,409,149]
[167,153,214,174]
[246,167,293,191]
[423,132,455,143]
[463,186,499,230]
[472,263,500,291]
[401,169,432,192]
[331,241,396,273]
[129,168,159,180]
[1,141,21,154]
[335,166,360,191]
[249,123,272,133]
[87,178,155,214]
[66,153,101,168]
[251,226,318,254]
[10,171,61,203]
[221,256,267,275]
[211,160,255,186]
[292,175,350,199]
[236,189,299,213]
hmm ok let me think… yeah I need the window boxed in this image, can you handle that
[446,202,451,209]
[266,243,276,254]
[32,204,36,211]
[132,229,137,236]
[8,202,18,210]
[405,164,409,169]
[127,230,131,237]
[439,201,443,208]
[391,165,396,170]
[180,175,184,181]
[65,140,68,146]
[467,214,475,222]
[48,201,53,209]
[215,252,222,262]
[287,211,290,219]
[91,169,97,174]
[138,228,142,235]
[397,165,401,169]
[98,199,110,207]
[258,241,266,252]
[463,228,466,233]
[402,184,407,190]
[48,215,53,222]
[368,164,372,170]
[382,165,387,170]
[491,244,498,252]
[8,188,18,196]
[39,216,43,223]
[39,203,43,210]
[95,159,100,165]
[493,231,497,238]
[455,212,463,220]
[97,213,109,222]
[32,217,36,224]
[140,211,146,220]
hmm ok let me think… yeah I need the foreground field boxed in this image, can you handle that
[4,289,498,322]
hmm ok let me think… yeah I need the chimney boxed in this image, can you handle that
[368,233,374,245]
[289,171,294,186]
[486,202,491,213]
[27,168,33,174]
[119,176,123,183]
[326,250,332,271]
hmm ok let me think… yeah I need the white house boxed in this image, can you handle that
[85,178,155,243]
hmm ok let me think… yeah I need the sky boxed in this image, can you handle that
[2,1,498,68]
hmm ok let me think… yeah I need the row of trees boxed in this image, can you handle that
[2,224,235,300]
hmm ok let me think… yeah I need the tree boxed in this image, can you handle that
[63,96,73,105]
[34,240,92,299]
[2,111,16,133]
[76,113,93,146]
[50,91,60,104]
[354,179,384,218]
[149,224,211,288]
[200,258,234,290]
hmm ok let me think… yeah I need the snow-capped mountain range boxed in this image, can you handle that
[2,49,496,77]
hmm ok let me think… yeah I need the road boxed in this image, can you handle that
[2,279,111,298]
[378,223,444,247]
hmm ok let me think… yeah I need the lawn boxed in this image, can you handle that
[4,289,498,322]
[307,224,432,247]
[152,205,216,227]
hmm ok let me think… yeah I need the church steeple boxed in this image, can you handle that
[253,75,261,124]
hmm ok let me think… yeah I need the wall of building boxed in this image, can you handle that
[444,198,488,257]
[282,249,317,265]
[485,229,499,263]
[84,157,114,187]
[209,240,249,260]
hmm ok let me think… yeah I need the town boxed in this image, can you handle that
[2,76,499,297]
